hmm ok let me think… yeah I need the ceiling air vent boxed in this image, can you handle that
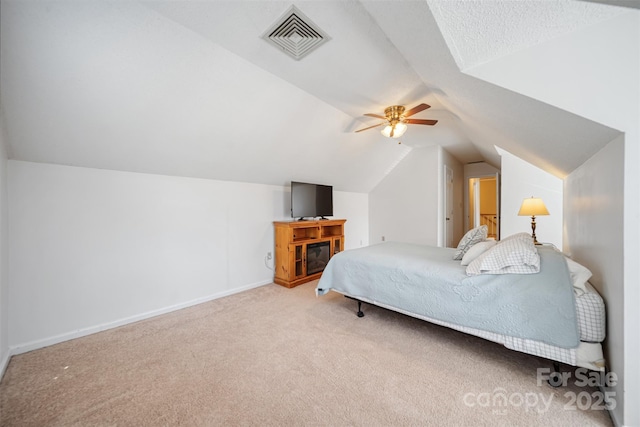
[262,5,330,60]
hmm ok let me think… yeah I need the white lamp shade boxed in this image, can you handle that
[518,197,549,216]
[381,122,407,138]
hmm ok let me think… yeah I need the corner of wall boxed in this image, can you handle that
[0,109,10,379]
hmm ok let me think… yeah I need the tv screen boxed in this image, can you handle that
[291,181,333,220]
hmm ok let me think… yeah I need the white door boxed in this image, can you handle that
[444,165,454,247]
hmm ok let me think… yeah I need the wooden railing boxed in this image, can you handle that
[480,213,498,238]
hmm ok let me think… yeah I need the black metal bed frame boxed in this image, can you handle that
[344,295,563,387]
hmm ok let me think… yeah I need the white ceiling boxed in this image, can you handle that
[0,0,629,192]
[429,0,624,70]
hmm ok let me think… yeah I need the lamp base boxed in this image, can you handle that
[531,216,538,245]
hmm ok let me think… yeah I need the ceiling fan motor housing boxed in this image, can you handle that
[384,105,406,122]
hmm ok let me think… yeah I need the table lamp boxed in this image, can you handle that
[518,197,549,244]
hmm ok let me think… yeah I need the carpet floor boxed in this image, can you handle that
[0,280,613,426]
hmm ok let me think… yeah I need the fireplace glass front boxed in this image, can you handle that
[307,241,330,275]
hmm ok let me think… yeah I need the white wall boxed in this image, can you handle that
[368,146,440,245]
[497,147,563,248]
[7,161,368,352]
[333,191,369,249]
[564,136,625,422]
[463,162,499,179]
[0,114,9,376]
[624,123,639,427]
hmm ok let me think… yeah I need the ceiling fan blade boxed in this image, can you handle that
[355,122,386,133]
[404,103,431,117]
[363,113,386,120]
[405,119,438,126]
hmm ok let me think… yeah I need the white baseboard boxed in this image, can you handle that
[0,347,13,380]
[9,280,272,356]
[605,390,622,427]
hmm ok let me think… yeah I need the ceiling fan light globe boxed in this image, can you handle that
[395,123,407,137]
[381,122,407,139]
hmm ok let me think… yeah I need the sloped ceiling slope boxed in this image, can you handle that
[428,0,625,71]
[361,0,622,177]
[445,4,639,139]
[0,0,623,193]
[0,0,411,193]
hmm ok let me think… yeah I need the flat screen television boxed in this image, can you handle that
[291,181,333,220]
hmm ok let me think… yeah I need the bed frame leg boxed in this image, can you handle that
[548,361,562,388]
[344,296,365,317]
[356,301,364,318]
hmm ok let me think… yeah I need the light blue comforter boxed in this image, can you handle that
[316,242,579,348]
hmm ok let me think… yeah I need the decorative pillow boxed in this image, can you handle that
[564,256,592,295]
[453,225,488,260]
[460,240,497,266]
[500,232,534,243]
[466,236,540,275]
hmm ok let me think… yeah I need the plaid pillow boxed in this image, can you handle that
[453,225,488,260]
[466,234,540,275]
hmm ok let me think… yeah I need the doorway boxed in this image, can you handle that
[468,176,499,239]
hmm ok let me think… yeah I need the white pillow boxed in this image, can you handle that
[466,236,540,275]
[564,256,592,294]
[460,240,497,266]
[453,225,488,260]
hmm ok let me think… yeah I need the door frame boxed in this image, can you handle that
[464,172,501,239]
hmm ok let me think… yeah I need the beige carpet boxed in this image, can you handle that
[1,281,612,426]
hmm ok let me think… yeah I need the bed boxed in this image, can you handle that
[315,233,606,373]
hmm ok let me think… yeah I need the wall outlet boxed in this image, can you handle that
[381,236,385,241]
[266,251,272,260]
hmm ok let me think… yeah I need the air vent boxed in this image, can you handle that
[262,6,330,60]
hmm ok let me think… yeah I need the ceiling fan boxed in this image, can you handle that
[355,103,438,139]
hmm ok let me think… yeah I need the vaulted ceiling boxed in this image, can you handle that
[0,0,633,192]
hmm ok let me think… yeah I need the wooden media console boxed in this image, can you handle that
[273,219,346,288]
